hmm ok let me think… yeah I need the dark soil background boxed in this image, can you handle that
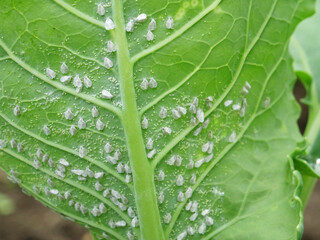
[0,82,318,240]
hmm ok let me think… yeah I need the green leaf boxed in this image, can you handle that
[290,0,320,180]
[0,0,314,239]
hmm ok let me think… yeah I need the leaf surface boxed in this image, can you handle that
[0,0,314,239]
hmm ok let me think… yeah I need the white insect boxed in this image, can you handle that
[224,100,233,107]
[201,209,210,216]
[141,117,149,129]
[105,17,115,30]
[146,30,154,41]
[177,231,187,240]
[104,57,113,69]
[59,158,70,167]
[60,76,72,84]
[205,216,214,226]
[78,118,86,129]
[126,19,135,32]
[190,212,198,221]
[107,40,117,52]
[101,90,113,99]
[83,75,92,88]
[185,187,193,199]
[79,146,87,158]
[92,106,99,118]
[162,127,172,135]
[135,13,147,22]
[177,106,187,115]
[146,138,153,149]
[131,217,139,227]
[95,181,103,191]
[172,109,181,119]
[177,191,185,202]
[196,108,204,122]
[159,107,167,118]
[60,62,69,74]
[147,149,157,159]
[13,105,21,116]
[73,75,83,92]
[158,191,165,204]
[10,139,16,148]
[148,18,156,31]
[97,3,105,16]
[157,170,165,181]
[176,175,184,186]
[141,78,149,90]
[232,104,241,111]
[229,131,237,143]
[70,125,77,136]
[187,226,195,235]
[166,16,174,29]
[96,119,105,131]
[198,223,207,234]
[46,67,56,79]
[43,125,51,136]
[163,213,171,223]
[104,142,113,153]
[0,140,6,149]
[95,172,104,179]
[64,108,74,120]
[149,77,157,88]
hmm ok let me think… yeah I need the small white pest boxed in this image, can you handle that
[232,104,241,111]
[158,191,164,204]
[79,146,87,158]
[157,170,165,181]
[229,131,236,143]
[83,75,92,88]
[69,125,77,136]
[187,226,195,235]
[146,30,154,41]
[190,212,198,221]
[46,67,56,79]
[64,108,74,120]
[131,217,139,227]
[146,138,153,149]
[96,119,105,131]
[177,231,187,240]
[163,213,172,223]
[73,75,82,92]
[177,191,185,202]
[105,17,115,30]
[198,223,207,234]
[172,109,181,119]
[60,62,69,74]
[60,76,72,84]
[140,78,149,90]
[107,40,117,52]
[10,139,16,148]
[92,106,99,118]
[101,90,113,99]
[43,125,51,136]
[104,142,113,153]
[78,117,86,129]
[205,216,214,226]
[177,106,187,115]
[95,181,103,191]
[141,117,149,129]
[176,175,184,186]
[224,100,233,107]
[166,16,174,29]
[185,187,193,199]
[104,57,113,69]
[159,107,167,118]
[196,108,204,122]
[97,3,105,16]
[148,18,156,31]
[126,19,135,32]
[135,13,147,22]
[13,105,21,116]
[149,77,157,88]
[147,149,157,159]
[162,127,172,135]
[0,140,6,149]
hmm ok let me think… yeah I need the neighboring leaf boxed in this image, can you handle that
[0,0,315,239]
[290,0,320,179]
